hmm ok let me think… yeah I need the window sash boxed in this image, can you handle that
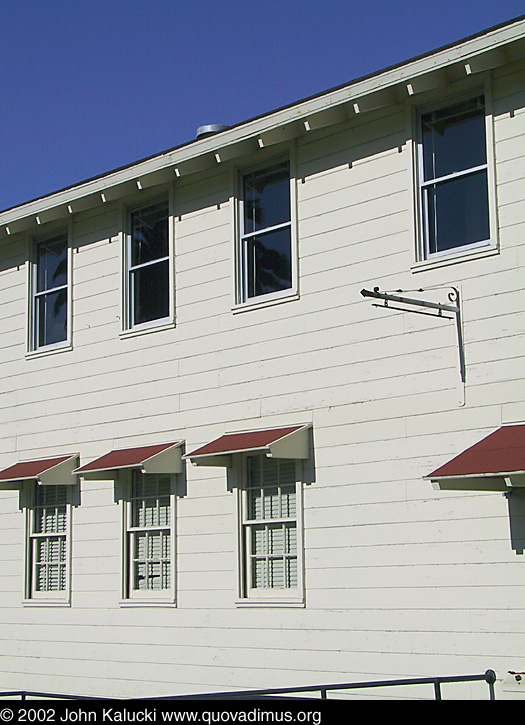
[32,234,69,350]
[241,457,301,598]
[126,199,170,329]
[125,472,173,600]
[418,95,491,259]
[238,161,294,304]
[28,485,70,599]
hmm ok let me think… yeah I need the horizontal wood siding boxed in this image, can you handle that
[0,60,523,699]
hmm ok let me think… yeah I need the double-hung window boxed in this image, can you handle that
[26,484,71,602]
[239,456,303,603]
[125,198,171,330]
[238,160,296,305]
[123,471,175,602]
[418,95,492,259]
[31,233,69,351]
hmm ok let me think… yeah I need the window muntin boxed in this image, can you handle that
[125,472,173,599]
[239,162,293,302]
[419,95,490,257]
[241,456,301,598]
[126,199,170,328]
[28,485,69,599]
[32,234,68,349]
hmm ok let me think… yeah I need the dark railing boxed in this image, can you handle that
[0,670,497,701]
[155,669,498,701]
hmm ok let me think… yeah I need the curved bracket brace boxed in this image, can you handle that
[361,286,465,406]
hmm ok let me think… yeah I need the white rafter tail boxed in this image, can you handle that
[303,105,348,131]
[465,47,508,74]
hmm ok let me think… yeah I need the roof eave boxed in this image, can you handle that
[2,16,525,234]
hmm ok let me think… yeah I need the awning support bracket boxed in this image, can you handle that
[361,286,465,406]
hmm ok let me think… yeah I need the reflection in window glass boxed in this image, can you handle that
[128,200,169,327]
[241,162,292,301]
[33,235,68,348]
[420,96,490,256]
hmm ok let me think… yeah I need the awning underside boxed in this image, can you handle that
[0,455,79,486]
[74,441,184,476]
[425,424,525,491]
[185,425,311,466]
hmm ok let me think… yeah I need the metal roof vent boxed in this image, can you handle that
[196,124,230,140]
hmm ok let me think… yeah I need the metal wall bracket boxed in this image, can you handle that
[361,286,465,406]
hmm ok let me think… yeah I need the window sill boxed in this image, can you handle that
[120,318,175,340]
[411,244,499,273]
[23,598,71,607]
[235,597,305,608]
[119,598,176,608]
[232,291,299,315]
[26,342,73,360]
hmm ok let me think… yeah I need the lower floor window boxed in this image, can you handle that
[27,484,70,600]
[124,471,174,600]
[240,456,303,601]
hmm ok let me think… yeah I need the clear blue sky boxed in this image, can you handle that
[1,0,524,212]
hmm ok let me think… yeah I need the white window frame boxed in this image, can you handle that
[233,149,299,312]
[411,79,499,270]
[27,224,73,356]
[121,189,175,337]
[24,483,72,605]
[121,470,176,605]
[236,455,305,607]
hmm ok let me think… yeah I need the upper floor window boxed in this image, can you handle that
[125,199,170,329]
[26,484,71,602]
[31,233,69,350]
[238,161,296,305]
[418,95,491,259]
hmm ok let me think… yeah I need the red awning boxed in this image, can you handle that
[0,455,78,485]
[185,425,311,466]
[75,441,184,476]
[426,425,525,491]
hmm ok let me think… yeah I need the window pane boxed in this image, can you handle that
[268,557,285,588]
[243,163,290,233]
[286,557,297,588]
[36,237,67,292]
[426,169,490,254]
[130,201,169,266]
[422,96,486,181]
[131,259,169,324]
[246,226,292,298]
[36,289,68,347]
[268,525,284,554]
[253,558,266,589]
[34,537,66,592]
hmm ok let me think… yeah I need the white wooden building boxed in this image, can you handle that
[0,16,524,700]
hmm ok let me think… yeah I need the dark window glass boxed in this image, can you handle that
[36,237,67,293]
[36,289,68,347]
[131,259,169,325]
[130,200,169,267]
[425,170,490,254]
[241,162,292,300]
[243,163,290,234]
[34,235,68,348]
[421,96,490,255]
[128,199,169,326]
[422,96,486,181]
[246,227,292,299]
